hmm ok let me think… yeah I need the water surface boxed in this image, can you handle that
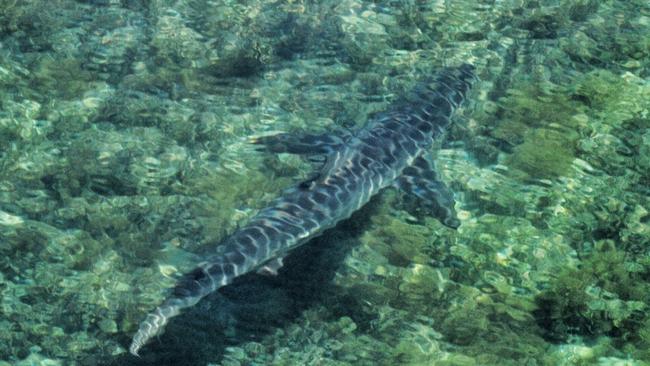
[0,1,649,365]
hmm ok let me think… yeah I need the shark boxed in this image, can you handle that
[129,64,476,355]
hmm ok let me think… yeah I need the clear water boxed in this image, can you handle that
[0,1,648,365]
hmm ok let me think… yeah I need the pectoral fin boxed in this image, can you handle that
[250,132,350,190]
[396,155,460,229]
[250,132,346,155]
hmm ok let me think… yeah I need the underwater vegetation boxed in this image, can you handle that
[0,0,649,365]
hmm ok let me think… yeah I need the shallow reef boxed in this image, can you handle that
[0,0,649,365]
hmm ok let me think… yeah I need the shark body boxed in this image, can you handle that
[130,64,476,355]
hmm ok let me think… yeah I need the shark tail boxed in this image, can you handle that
[129,263,230,355]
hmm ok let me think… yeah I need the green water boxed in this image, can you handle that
[0,1,649,365]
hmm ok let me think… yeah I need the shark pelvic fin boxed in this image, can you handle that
[256,257,284,276]
[395,155,460,229]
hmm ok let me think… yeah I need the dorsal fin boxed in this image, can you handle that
[395,154,460,228]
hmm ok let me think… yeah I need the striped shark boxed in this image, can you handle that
[129,64,476,355]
